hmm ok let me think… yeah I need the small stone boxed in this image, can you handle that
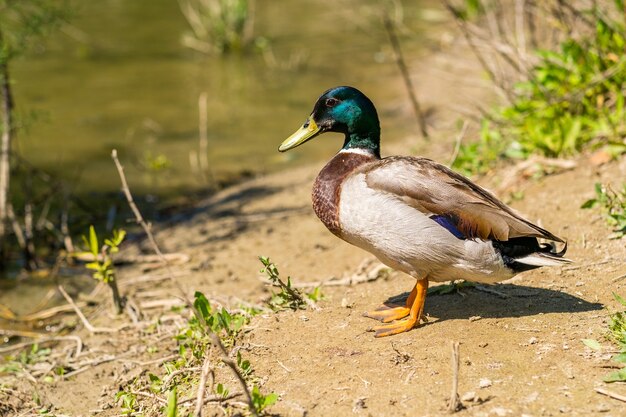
[479,378,492,388]
[479,342,488,348]
[469,315,482,322]
[461,391,476,402]
[596,403,610,412]
[300,315,309,322]
[491,406,510,416]
[528,337,539,345]
[524,392,539,403]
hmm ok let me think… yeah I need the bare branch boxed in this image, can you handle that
[447,341,462,413]
[448,120,470,167]
[210,332,258,417]
[383,10,429,139]
[193,355,214,417]
[57,285,118,333]
[595,387,626,403]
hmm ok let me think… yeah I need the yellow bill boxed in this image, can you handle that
[278,117,321,152]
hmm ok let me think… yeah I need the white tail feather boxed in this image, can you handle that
[515,253,572,267]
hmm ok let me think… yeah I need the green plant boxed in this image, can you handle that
[581,183,626,239]
[237,351,252,377]
[150,291,276,415]
[451,1,626,176]
[165,387,177,417]
[192,291,249,341]
[251,385,278,414]
[581,294,626,382]
[452,120,508,176]
[76,226,126,314]
[171,291,255,377]
[178,0,255,54]
[215,383,229,398]
[453,0,485,21]
[604,293,626,382]
[115,391,140,416]
[259,256,322,311]
[0,343,51,375]
[141,152,171,173]
[428,280,476,296]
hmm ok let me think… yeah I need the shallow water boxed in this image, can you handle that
[0,0,437,310]
[13,0,433,198]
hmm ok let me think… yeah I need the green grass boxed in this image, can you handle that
[453,1,626,176]
[604,294,626,382]
[116,291,277,416]
[581,294,626,382]
[581,183,626,239]
[0,344,51,376]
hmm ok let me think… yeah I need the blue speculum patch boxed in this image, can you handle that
[430,215,466,239]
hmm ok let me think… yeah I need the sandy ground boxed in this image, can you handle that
[2,20,626,417]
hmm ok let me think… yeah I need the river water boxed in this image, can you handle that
[1,0,439,318]
[13,0,435,197]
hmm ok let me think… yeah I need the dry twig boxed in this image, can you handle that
[595,387,626,403]
[211,332,257,417]
[448,120,470,167]
[194,355,214,417]
[382,10,429,139]
[179,392,242,406]
[111,150,192,305]
[294,261,389,289]
[473,284,509,299]
[0,335,82,358]
[58,285,118,333]
[447,341,462,413]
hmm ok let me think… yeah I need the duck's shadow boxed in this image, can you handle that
[381,284,602,322]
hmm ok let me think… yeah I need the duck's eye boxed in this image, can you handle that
[325,98,339,107]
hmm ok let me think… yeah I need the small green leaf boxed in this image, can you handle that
[85,262,100,271]
[193,291,212,322]
[604,368,626,382]
[115,229,126,245]
[216,383,229,397]
[582,339,602,351]
[611,352,626,363]
[581,198,598,209]
[88,225,99,257]
[613,292,626,307]
[166,387,177,417]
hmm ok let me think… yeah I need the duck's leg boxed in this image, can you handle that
[363,285,417,323]
[371,277,429,337]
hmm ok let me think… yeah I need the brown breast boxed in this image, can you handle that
[312,151,377,237]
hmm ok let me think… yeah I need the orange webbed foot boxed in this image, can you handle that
[367,278,429,338]
[363,305,411,323]
[371,316,421,337]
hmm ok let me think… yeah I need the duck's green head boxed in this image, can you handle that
[278,86,381,157]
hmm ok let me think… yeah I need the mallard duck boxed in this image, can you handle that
[278,86,569,337]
